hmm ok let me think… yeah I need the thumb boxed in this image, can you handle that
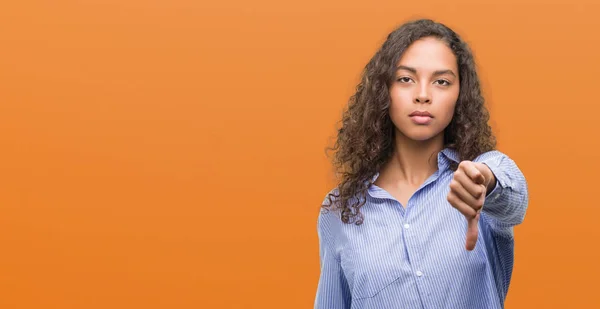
[465,213,480,251]
[467,163,485,185]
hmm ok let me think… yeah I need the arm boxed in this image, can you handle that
[475,150,529,235]
[314,211,351,309]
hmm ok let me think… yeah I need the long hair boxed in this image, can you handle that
[323,19,496,224]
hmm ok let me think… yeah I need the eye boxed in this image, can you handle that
[434,79,451,86]
[397,77,413,83]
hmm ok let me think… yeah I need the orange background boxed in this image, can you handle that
[1,0,598,308]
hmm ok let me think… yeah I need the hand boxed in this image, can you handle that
[446,161,495,251]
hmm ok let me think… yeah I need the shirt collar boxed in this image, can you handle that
[439,147,460,166]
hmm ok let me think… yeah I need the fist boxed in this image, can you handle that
[446,160,494,251]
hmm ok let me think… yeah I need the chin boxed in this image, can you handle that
[402,127,444,142]
[407,134,437,141]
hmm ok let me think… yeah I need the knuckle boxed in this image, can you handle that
[447,194,456,205]
[449,180,458,190]
[468,210,477,219]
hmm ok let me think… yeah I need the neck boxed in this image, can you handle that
[380,130,445,186]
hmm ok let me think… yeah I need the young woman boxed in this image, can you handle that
[315,19,529,309]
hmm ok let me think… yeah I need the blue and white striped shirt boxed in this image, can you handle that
[315,148,528,309]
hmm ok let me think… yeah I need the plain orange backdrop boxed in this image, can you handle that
[1,0,599,308]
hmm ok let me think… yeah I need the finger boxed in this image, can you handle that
[454,170,486,198]
[459,161,485,185]
[449,179,482,211]
[447,191,477,219]
[465,213,480,251]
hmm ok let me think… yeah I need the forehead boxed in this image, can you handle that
[397,37,457,71]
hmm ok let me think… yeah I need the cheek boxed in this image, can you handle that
[437,92,459,123]
[440,102,457,123]
[388,89,412,115]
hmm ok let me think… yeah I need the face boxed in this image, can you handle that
[389,37,460,142]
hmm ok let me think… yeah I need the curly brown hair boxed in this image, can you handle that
[323,19,496,225]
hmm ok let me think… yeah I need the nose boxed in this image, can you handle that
[415,96,430,103]
[414,85,431,104]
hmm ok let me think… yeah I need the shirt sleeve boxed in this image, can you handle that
[474,150,529,237]
[314,209,351,309]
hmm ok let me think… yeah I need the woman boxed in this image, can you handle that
[315,19,529,309]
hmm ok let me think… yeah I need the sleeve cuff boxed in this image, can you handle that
[482,159,510,204]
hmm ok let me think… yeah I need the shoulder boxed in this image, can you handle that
[319,187,341,217]
[472,149,514,163]
[317,188,342,234]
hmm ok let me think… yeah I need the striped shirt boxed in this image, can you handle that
[315,148,529,309]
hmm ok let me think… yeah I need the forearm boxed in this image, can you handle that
[476,151,529,226]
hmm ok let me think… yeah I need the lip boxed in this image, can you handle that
[409,111,433,125]
[409,111,433,117]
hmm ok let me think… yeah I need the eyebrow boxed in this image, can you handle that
[396,65,457,77]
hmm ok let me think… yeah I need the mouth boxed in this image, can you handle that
[409,111,434,125]
[409,111,433,118]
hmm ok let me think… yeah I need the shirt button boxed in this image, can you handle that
[404,223,410,229]
[416,271,423,277]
